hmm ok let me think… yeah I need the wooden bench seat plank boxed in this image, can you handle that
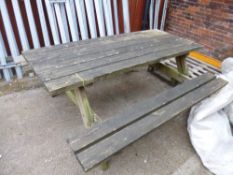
[69,74,215,153]
[76,77,227,171]
[24,30,166,62]
[45,42,200,94]
[40,37,192,81]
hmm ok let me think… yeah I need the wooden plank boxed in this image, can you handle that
[31,34,176,72]
[150,63,188,83]
[175,54,189,75]
[55,44,199,81]
[76,77,227,171]
[24,30,157,57]
[39,36,192,81]
[66,87,95,128]
[45,42,200,94]
[24,30,168,63]
[23,30,164,61]
[68,74,215,153]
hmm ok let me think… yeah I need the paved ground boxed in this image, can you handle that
[0,69,211,175]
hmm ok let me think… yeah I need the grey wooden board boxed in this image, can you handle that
[23,30,201,95]
[23,30,168,61]
[35,35,179,79]
[31,33,175,69]
[46,42,201,95]
[69,74,215,152]
[76,77,227,171]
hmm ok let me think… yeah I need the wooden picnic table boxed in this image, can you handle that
[23,30,229,172]
[23,30,201,128]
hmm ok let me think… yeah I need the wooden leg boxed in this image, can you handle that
[100,161,110,171]
[175,54,189,75]
[66,87,95,128]
[148,63,187,85]
[147,65,154,72]
[66,87,110,170]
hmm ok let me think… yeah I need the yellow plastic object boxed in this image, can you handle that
[189,51,222,69]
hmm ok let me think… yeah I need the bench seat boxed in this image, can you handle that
[68,74,227,171]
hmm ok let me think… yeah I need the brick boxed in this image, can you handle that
[166,0,233,60]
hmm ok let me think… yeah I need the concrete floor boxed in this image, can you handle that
[0,69,211,175]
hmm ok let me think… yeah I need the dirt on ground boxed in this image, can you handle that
[0,76,42,97]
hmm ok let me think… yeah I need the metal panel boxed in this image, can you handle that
[12,0,30,51]
[75,0,89,40]
[0,32,11,81]
[24,0,40,48]
[65,0,79,41]
[122,0,130,33]
[45,0,60,45]
[94,0,106,37]
[149,0,154,29]
[54,3,68,43]
[113,0,119,34]
[85,0,97,38]
[36,0,51,46]
[154,0,161,29]
[160,0,168,31]
[103,0,114,36]
[0,0,23,79]
[70,0,80,40]
[60,4,70,42]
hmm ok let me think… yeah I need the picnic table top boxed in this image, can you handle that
[23,30,201,95]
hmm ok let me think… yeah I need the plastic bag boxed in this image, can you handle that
[188,58,233,175]
[222,58,233,125]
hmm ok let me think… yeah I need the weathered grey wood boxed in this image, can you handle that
[23,30,201,95]
[68,74,215,153]
[23,30,153,58]
[66,87,95,128]
[31,33,174,69]
[66,88,109,169]
[45,42,200,95]
[76,77,227,171]
[24,30,166,62]
[32,38,158,73]
[40,37,193,81]
[35,35,181,76]
[175,54,189,75]
[149,63,188,83]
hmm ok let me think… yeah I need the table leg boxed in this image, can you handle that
[175,54,189,75]
[66,87,110,170]
[148,54,190,83]
[66,87,96,128]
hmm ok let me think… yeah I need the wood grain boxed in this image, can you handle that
[68,74,215,153]
[23,30,201,95]
[76,77,227,171]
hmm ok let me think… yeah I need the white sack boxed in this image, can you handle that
[188,57,233,175]
[222,57,233,124]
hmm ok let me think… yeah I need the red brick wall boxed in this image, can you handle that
[165,0,233,60]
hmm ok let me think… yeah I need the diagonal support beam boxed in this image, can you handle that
[66,86,108,170]
[66,87,96,128]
